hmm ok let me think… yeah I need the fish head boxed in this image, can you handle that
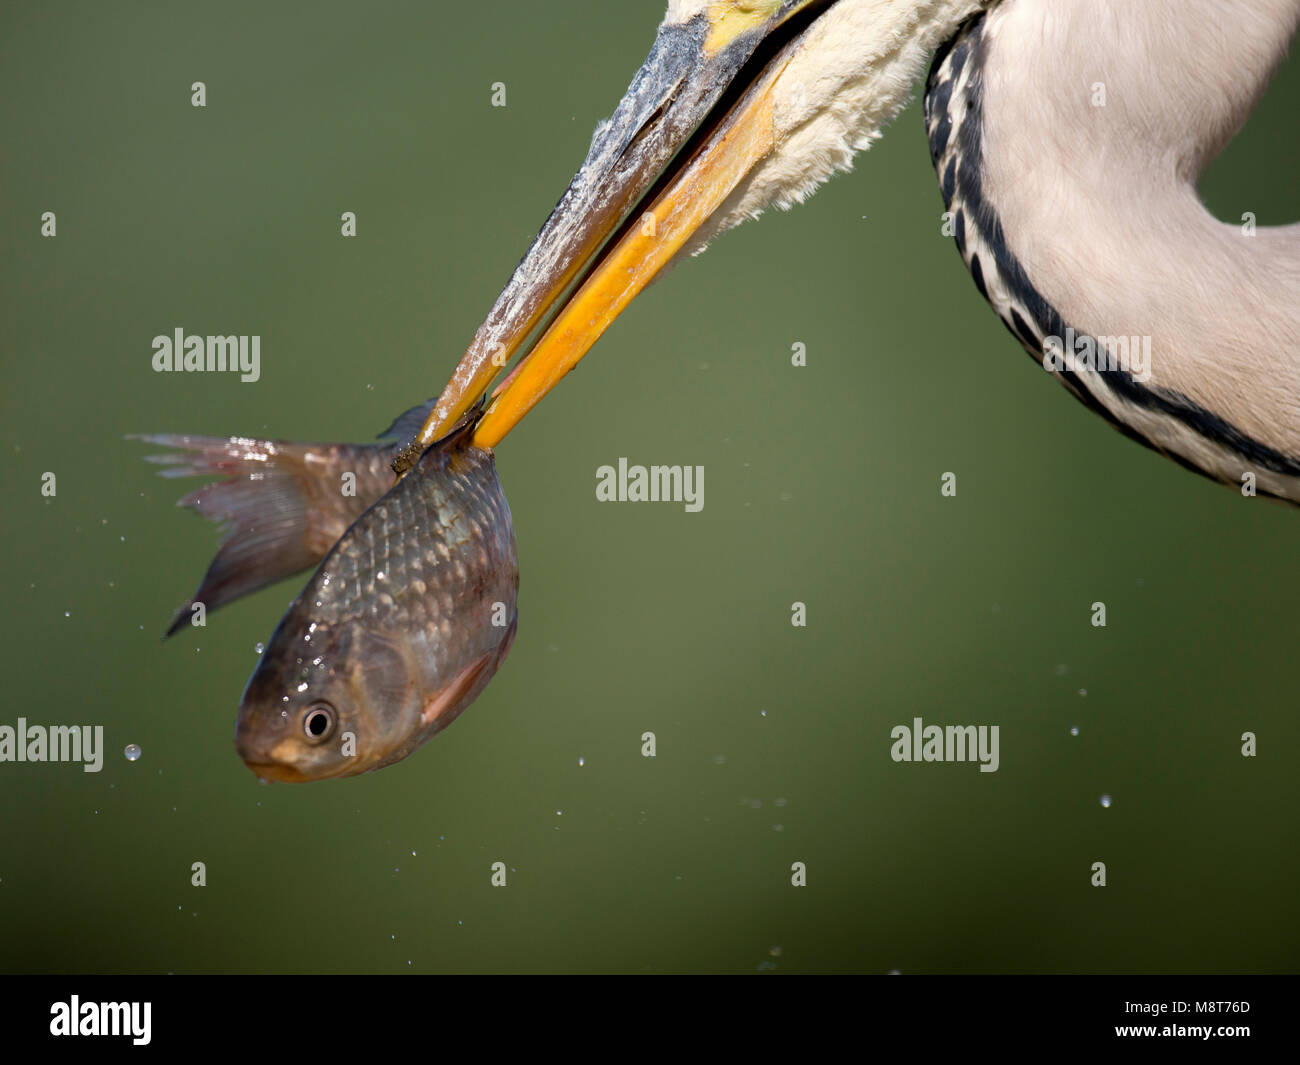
[234,613,425,782]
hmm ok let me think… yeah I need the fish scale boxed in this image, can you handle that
[231,420,519,782]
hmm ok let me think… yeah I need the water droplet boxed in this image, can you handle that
[577,756,585,767]
[124,744,141,761]
[255,642,264,654]
[760,709,767,717]
[555,809,563,816]
[1069,727,1079,737]
[64,611,70,618]
[1100,795,1112,808]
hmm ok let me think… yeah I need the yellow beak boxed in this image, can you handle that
[475,65,784,447]
[392,1,827,471]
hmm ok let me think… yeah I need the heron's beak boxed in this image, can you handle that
[394,0,833,469]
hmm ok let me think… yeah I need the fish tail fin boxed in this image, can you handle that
[129,433,387,637]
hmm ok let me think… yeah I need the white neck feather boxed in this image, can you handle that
[679,0,988,257]
[980,0,1300,455]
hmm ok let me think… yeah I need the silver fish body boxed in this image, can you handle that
[234,421,518,781]
[138,403,519,781]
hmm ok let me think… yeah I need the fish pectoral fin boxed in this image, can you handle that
[420,652,494,730]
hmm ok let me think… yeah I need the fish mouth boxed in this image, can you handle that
[241,760,315,784]
[393,0,838,468]
[235,715,323,783]
[236,711,379,783]
[237,748,362,784]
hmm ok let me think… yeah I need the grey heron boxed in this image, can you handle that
[394,0,1300,503]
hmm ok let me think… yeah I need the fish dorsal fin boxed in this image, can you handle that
[392,395,488,455]
[375,399,439,441]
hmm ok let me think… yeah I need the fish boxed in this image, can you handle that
[134,402,518,781]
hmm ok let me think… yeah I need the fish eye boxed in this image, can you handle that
[302,702,336,742]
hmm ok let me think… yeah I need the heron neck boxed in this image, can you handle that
[979,0,1300,462]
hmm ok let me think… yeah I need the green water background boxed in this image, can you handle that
[1,1,1297,973]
